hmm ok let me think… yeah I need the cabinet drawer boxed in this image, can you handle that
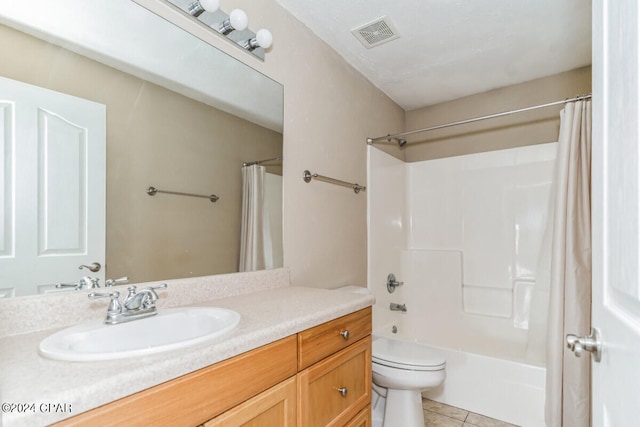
[297,336,372,427]
[298,307,371,370]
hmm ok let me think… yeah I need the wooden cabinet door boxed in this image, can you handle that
[344,406,372,427]
[297,336,372,427]
[204,377,296,427]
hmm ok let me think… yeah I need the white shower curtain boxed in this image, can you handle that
[239,165,274,272]
[545,100,592,427]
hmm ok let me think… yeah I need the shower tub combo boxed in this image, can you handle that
[368,143,555,427]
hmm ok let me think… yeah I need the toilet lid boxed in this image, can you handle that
[372,337,446,370]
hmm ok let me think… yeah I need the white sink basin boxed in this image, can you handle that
[38,307,240,362]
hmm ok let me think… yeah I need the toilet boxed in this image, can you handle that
[331,286,446,427]
[371,336,446,427]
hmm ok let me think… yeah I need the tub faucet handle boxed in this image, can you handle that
[387,273,404,293]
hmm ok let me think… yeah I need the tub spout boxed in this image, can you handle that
[390,303,407,312]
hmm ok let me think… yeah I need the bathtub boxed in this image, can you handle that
[335,288,546,426]
[370,250,546,426]
[374,325,546,427]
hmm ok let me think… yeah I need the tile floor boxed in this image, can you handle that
[422,399,519,427]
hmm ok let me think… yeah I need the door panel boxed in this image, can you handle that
[38,109,88,255]
[591,0,640,423]
[0,76,105,296]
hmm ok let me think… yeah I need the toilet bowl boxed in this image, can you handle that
[372,336,446,427]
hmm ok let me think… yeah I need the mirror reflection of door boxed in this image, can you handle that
[0,76,106,297]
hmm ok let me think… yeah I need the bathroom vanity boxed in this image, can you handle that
[53,308,371,426]
[0,272,373,427]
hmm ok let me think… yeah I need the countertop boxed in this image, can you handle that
[0,285,374,426]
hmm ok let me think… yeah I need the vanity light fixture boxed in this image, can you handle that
[242,29,273,51]
[187,0,219,17]
[218,9,248,35]
[164,0,273,60]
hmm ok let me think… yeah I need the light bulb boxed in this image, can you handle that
[229,9,248,31]
[200,0,219,12]
[255,29,273,49]
[188,0,218,16]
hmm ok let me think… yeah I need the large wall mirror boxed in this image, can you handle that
[0,0,284,297]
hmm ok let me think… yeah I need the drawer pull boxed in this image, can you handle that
[340,330,350,340]
[337,387,348,397]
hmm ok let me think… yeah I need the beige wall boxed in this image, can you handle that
[0,1,406,289]
[1,3,594,290]
[199,1,591,287]
[404,66,592,161]
[0,24,282,283]
[202,1,406,287]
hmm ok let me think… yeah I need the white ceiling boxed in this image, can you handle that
[274,0,592,111]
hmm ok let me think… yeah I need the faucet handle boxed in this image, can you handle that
[105,276,129,287]
[88,291,119,299]
[386,273,404,293]
[88,291,122,315]
[141,284,168,307]
[55,282,80,290]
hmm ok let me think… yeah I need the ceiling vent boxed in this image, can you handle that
[351,16,400,49]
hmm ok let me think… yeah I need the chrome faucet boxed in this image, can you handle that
[56,275,129,291]
[89,283,167,325]
[124,285,161,310]
[390,303,407,312]
[56,276,100,290]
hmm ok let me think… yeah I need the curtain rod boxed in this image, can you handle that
[366,93,592,145]
[243,156,282,167]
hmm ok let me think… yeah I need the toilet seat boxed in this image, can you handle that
[372,337,445,371]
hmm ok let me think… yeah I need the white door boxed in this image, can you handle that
[0,76,106,297]
[591,0,640,424]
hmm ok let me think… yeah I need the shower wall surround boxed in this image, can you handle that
[410,142,555,319]
[368,142,556,362]
[367,144,554,425]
